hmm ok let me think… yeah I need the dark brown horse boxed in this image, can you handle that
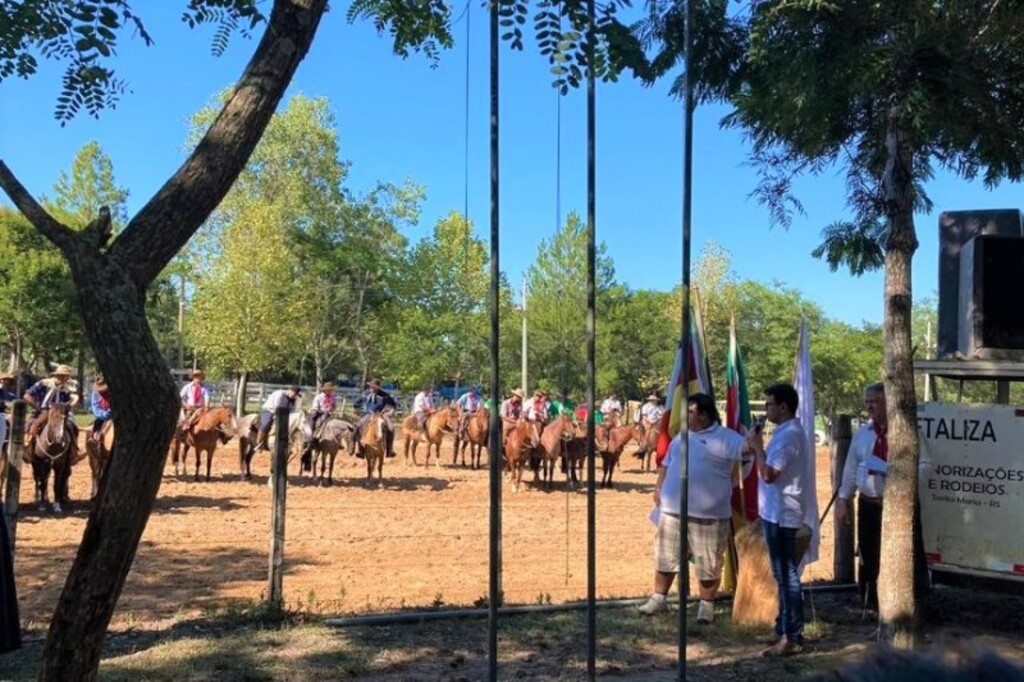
[453,408,489,469]
[27,404,78,512]
[401,406,458,467]
[504,419,542,493]
[173,406,236,481]
[85,419,115,500]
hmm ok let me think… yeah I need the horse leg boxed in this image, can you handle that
[326,449,335,487]
[205,446,214,482]
[452,438,460,467]
[31,460,46,511]
[239,440,250,481]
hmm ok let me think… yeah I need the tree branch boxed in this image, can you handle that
[0,160,76,251]
[108,0,329,288]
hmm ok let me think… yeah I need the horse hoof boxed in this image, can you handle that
[53,504,62,514]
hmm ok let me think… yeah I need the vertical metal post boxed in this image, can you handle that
[585,0,598,676]
[522,276,528,391]
[268,405,289,606]
[487,1,503,679]
[678,0,696,676]
[3,402,27,549]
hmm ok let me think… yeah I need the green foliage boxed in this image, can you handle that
[51,140,130,228]
[814,319,883,418]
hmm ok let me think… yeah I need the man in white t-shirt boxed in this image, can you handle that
[638,393,751,623]
[750,382,810,657]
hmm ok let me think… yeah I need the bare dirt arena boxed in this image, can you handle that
[13,435,841,627]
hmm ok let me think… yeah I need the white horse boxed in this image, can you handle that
[236,411,304,481]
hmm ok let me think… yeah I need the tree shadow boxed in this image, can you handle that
[151,495,244,514]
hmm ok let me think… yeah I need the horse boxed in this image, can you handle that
[85,419,115,500]
[535,414,577,490]
[595,422,644,489]
[632,420,661,471]
[172,406,237,481]
[236,411,304,481]
[27,404,77,513]
[299,414,354,487]
[453,407,489,469]
[401,406,458,467]
[359,409,391,485]
[504,419,542,493]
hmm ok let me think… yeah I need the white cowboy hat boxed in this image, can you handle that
[646,394,659,402]
[510,388,525,399]
[53,364,73,376]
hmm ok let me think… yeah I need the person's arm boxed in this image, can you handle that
[750,429,782,483]
[653,463,667,507]
[836,432,862,525]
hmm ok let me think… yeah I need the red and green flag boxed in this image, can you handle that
[726,317,759,522]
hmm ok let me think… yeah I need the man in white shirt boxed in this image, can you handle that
[412,385,435,429]
[600,391,622,427]
[750,382,810,657]
[836,382,887,611]
[179,369,211,433]
[256,385,302,451]
[640,394,664,426]
[522,389,549,423]
[638,393,751,624]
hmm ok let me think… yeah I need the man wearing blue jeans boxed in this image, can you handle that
[750,382,810,657]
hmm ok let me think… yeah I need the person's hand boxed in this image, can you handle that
[653,488,662,507]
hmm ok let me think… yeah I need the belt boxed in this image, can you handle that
[859,494,883,505]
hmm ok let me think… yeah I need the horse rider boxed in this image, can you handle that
[522,389,550,424]
[301,382,336,466]
[0,372,17,452]
[455,386,482,440]
[23,364,79,451]
[412,384,435,430]
[90,375,112,442]
[635,393,664,459]
[256,385,302,451]
[179,369,211,434]
[599,390,622,440]
[500,388,525,443]
[354,378,398,458]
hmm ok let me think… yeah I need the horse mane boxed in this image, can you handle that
[196,406,232,431]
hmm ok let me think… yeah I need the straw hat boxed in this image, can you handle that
[192,369,205,379]
[53,364,73,376]
[646,394,659,402]
[321,382,335,391]
[510,388,525,399]
[0,372,13,382]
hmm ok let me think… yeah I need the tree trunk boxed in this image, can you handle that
[40,253,180,680]
[236,370,249,416]
[877,111,921,648]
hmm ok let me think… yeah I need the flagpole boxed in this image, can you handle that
[678,0,695,675]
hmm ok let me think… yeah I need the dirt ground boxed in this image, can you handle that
[11,437,842,628]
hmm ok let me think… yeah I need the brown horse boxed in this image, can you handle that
[504,419,542,493]
[595,423,644,489]
[85,419,115,500]
[27,404,78,513]
[536,414,577,490]
[633,421,661,472]
[401,406,458,467]
[453,408,489,469]
[360,409,390,485]
[174,406,236,481]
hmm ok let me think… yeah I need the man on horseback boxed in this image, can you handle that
[412,384,435,430]
[300,381,337,469]
[455,386,482,440]
[523,389,550,424]
[23,365,79,452]
[179,369,210,435]
[635,393,664,460]
[89,376,112,442]
[354,378,397,458]
[255,385,302,451]
[500,388,525,443]
[599,390,622,440]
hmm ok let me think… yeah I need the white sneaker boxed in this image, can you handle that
[696,600,715,624]
[637,595,668,615]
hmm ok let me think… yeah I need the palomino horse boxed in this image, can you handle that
[595,422,644,489]
[85,420,115,500]
[401,406,458,467]
[27,404,78,512]
[535,414,577,490]
[504,419,542,493]
[300,414,354,487]
[236,411,303,481]
[359,409,392,485]
[453,408,489,469]
[173,406,236,481]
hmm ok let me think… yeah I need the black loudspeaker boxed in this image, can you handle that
[958,234,1024,359]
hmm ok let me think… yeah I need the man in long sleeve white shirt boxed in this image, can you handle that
[256,385,302,450]
[412,385,435,429]
[836,382,887,611]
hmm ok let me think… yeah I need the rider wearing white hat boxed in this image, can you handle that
[23,364,79,451]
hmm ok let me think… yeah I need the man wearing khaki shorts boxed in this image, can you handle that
[639,393,751,624]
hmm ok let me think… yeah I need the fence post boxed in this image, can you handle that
[267,405,289,606]
[3,402,27,549]
[830,414,854,584]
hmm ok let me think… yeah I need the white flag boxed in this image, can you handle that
[794,318,820,567]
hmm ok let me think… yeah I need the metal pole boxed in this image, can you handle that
[487,1,503,679]
[585,0,598,676]
[3,402,27,548]
[267,405,290,606]
[522,276,528,391]
[679,0,696,676]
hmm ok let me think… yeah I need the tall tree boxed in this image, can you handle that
[628,0,1024,645]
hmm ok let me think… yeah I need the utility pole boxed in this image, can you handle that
[521,275,528,391]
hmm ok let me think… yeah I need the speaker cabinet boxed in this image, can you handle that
[958,234,1024,360]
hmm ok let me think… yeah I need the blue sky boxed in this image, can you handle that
[2,4,1021,328]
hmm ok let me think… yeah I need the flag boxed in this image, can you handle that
[794,318,820,567]
[655,288,713,466]
[726,317,758,522]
